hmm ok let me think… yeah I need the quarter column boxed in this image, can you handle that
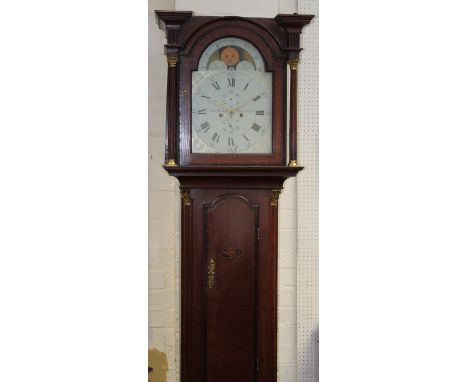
[275,14,314,166]
[155,11,193,166]
[288,58,299,166]
[166,55,178,166]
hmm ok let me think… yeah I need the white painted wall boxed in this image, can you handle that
[297,1,319,381]
[175,0,294,17]
[148,2,178,382]
[149,1,318,381]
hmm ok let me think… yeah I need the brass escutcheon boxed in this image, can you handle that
[207,258,215,289]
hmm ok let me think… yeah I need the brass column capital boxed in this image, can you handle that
[180,189,191,206]
[288,59,299,71]
[270,189,282,206]
[167,55,178,68]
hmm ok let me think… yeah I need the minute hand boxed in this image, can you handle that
[235,96,259,111]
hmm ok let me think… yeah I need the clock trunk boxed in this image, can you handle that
[179,182,281,382]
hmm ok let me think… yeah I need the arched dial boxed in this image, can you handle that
[191,37,273,154]
[192,71,272,153]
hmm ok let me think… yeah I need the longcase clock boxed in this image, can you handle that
[155,11,313,382]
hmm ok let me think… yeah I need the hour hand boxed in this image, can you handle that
[213,99,229,111]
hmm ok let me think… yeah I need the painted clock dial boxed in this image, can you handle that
[192,37,273,154]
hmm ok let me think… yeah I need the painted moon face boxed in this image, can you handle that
[220,46,240,66]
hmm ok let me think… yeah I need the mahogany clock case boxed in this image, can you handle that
[154,11,314,382]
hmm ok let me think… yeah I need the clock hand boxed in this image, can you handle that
[199,92,226,110]
[211,99,231,113]
[234,96,256,111]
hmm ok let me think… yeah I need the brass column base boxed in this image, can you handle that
[288,160,298,167]
[165,159,177,166]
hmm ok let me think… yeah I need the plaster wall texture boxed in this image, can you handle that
[148,1,317,381]
[296,1,319,381]
[149,2,178,382]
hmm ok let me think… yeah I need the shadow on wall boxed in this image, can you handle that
[297,326,319,380]
[148,348,168,382]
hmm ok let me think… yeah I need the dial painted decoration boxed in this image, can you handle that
[192,37,272,154]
